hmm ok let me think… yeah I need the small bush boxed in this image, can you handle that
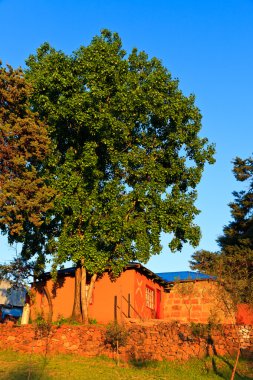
[34,314,51,339]
[52,316,82,327]
[88,318,97,325]
[105,322,129,350]
[53,315,70,327]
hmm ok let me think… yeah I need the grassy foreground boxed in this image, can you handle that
[0,350,252,380]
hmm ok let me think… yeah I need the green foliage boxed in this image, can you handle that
[52,315,80,327]
[0,62,57,279]
[191,155,253,306]
[190,321,218,339]
[105,322,129,350]
[190,249,219,275]
[52,316,68,327]
[0,62,55,241]
[33,314,52,339]
[24,30,214,278]
[16,317,22,326]
[190,322,207,338]
[88,318,97,325]
[51,315,97,327]
[0,255,32,286]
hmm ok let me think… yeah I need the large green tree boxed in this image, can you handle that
[26,30,215,322]
[191,155,253,306]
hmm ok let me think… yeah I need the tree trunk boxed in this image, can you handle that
[230,345,240,380]
[43,284,53,322]
[80,262,97,324]
[71,265,82,322]
[81,264,88,323]
[88,273,97,304]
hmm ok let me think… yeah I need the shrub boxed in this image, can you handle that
[33,314,51,339]
[105,322,129,350]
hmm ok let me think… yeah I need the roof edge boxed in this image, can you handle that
[35,263,169,288]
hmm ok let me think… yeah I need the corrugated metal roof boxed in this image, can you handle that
[156,271,214,282]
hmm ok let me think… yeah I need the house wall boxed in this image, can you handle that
[30,268,164,323]
[88,269,135,323]
[163,280,235,324]
[31,275,75,322]
[133,271,164,320]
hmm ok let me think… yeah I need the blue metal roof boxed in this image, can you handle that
[156,271,214,282]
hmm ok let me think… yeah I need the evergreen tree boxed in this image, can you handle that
[0,62,55,274]
[191,155,253,305]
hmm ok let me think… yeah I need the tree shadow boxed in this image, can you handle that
[0,363,49,380]
[51,276,66,298]
[211,357,226,379]
[210,355,253,380]
[128,358,159,369]
[0,352,51,380]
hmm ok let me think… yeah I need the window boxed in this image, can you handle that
[145,286,155,309]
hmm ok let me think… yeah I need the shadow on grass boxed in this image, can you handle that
[211,357,226,379]
[0,366,48,380]
[130,355,253,380]
[211,356,253,380]
[128,359,160,369]
[0,357,50,380]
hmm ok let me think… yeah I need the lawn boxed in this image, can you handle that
[0,350,252,380]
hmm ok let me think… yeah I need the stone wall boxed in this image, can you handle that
[0,321,252,361]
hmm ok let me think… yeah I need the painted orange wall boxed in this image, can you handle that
[30,268,164,323]
[31,275,75,321]
[88,269,135,323]
[134,271,164,319]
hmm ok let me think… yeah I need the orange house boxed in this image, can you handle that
[31,267,253,325]
[31,264,168,323]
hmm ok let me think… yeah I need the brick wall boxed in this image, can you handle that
[164,281,235,324]
[0,322,252,361]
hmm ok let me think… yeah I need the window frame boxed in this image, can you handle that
[145,285,155,310]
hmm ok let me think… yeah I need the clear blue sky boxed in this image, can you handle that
[0,0,252,272]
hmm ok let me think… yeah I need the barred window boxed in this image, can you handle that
[146,286,155,309]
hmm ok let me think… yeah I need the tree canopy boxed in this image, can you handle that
[1,30,215,321]
[191,155,253,305]
[26,31,214,273]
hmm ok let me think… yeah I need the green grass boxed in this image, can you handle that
[0,350,252,380]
